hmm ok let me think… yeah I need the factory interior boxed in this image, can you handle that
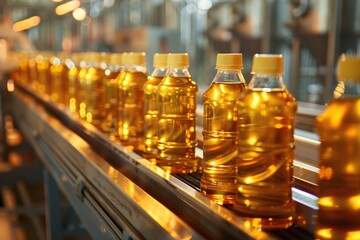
[0,0,360,239]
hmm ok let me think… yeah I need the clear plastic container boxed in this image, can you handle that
[118,52,147,150]
[144,53,168,159]
[84,52,107,127]
[156,53,198,173]
[103,53,124,139]
[316,55,360,239]
[200,53,247,205]
[234,54,297,229]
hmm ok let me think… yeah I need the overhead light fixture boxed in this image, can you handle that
[73,7,87,21]
[55,0,80,15]
[52,0,63,2]
[13,16,41,32]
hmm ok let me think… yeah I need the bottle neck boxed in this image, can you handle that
[213,69,246,83]
[248,73,285,91]
[151,67,167,77]
[128,64,147,74]
[334,81,360,99]
[167,67,191,78]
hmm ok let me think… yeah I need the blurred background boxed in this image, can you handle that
[1,0,360,104]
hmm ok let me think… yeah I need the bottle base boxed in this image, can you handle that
[200,179,236,205]
[200,190,235,205]
[154,157,199,174]
[230,204,295,230]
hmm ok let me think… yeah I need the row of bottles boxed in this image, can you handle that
[12,50,360,234]
[14,51,199,173]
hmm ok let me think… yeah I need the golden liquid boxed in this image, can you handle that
[37,57,51,94]
[50,62,69,105]
[116,71,127,139]
[78,68,88,119]
[201,82,247,205]
[68,66,79,114]
[18,55,29,84]
[85,66,105,127]
[234,90,296,229]
[317,98,360,229]
[28,57,38,90]
[119,71,147,149]
[316,222,360,240]
[144,76,164,158]
[103,68,121,138]
[157,76,198,173]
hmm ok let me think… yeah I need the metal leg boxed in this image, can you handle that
[44,170,62,240]
[0,78,8,162]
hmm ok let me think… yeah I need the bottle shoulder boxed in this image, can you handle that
[121,71,148,86]
[159,76,197,87]
[319,97,360,126]
[238,90,297,111]
[202,82,247,102]
[145,76,164,86]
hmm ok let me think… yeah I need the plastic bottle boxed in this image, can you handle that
[68,53,82,114]
[316,55,360,240]
[36,52,51,94]
[85,52,107,127]
[200,53,247,205]
[18,52,29,84]
[144,53,168,159]
[119,52,147,150]
[116,52,129,141]
[28,52,38,90]
[234,54,297,229]
[50,53,69,105]
[78,53,89,119]
[157,53,198,173]
[103,53,124,139]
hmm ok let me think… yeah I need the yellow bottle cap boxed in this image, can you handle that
[251,54,283,75]
[167,53,189,68]
[216,53,243,70]
[153,53,168,68]
[127,52,146,65]
[337,54,360,82]
[110,53,123,65]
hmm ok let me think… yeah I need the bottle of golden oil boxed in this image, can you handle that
[316,55,360,240]
[200,53,247,205]
[234,54,297,229]
[156,53,198,173]
[102,53,124,139]
[78,53,89,119]
[50,53,69,105]
[119,52,147,150]
[85,52,107,128]
[68,53,82,114]
[116,52,129,141]
[144,53,168,159]
[28,52,39,90]
[36,52,52,95]
[18,52,29,84]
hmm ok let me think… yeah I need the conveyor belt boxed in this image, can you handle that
[10,82,317,239]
